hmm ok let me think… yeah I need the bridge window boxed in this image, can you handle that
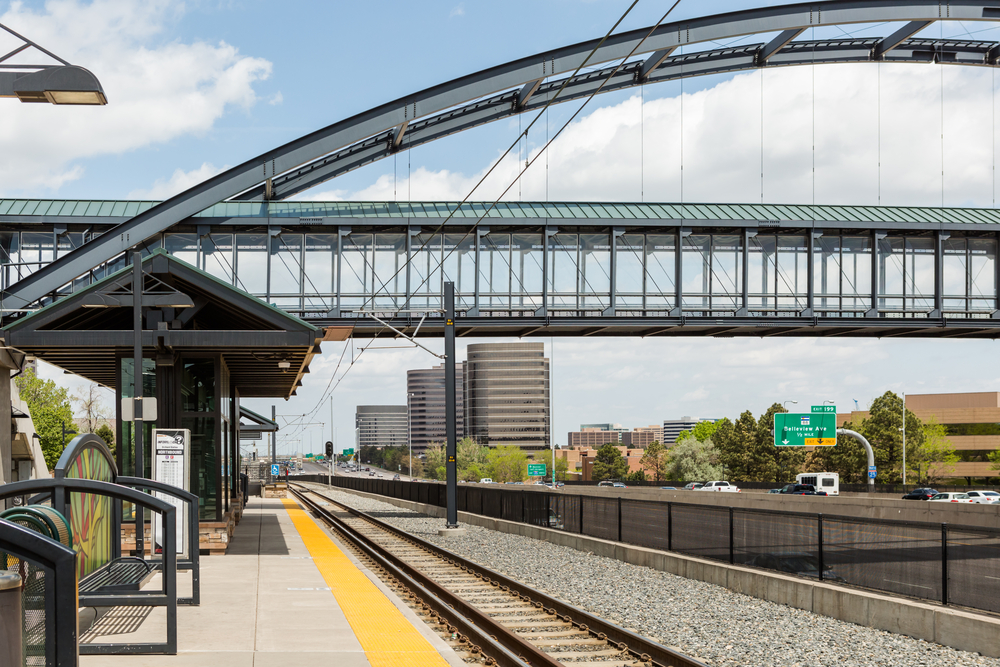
[711,235,741,311]
[342,233,373,307]
[164,233,197,267]
[512,233,542,310]
[270,233,302,297]
[944,237,998,313]
[441,234,475,309]
[840,236,872,313]
[202,233,233,283]
[479,233,510,309]
[410,233,442,309]
[236,233,268,295]
[644,234,675,310]
[616,234,645,307]
[304,234,335,310]
[682,235,710,311]
[373,233,406,308]
[548,234,579,309]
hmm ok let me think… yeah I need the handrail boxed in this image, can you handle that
[0,517,79,667]
[118,476,200,606]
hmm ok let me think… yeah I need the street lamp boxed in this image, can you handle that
[822,400,835,405]
[783,400,798,410]
[0,23,107,105]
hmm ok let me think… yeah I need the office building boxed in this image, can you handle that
[662,417,701,445]
[622,425,664,447]
[407,362,464,452]
[838,391,1000,482]
[580,423,628,433]
[356,405,408,450]
[568,428,621,448]
[464,342,550,450]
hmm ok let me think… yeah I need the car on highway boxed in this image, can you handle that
[778,483,827,496]
[660,486,678,491]
[392,474,400,480]
[698,480,740,492]
[767,488,782,494]
[368,471,377,477]
[612,482,627,488]
[683,482,704,490]
[928,492,974,503]
[965,490,1000,504]
[745,552,846,582]
[479,478,495,484]
[901,488,938,500]
[598,480,615,487]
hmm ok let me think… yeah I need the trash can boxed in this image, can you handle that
[0,572,22,667]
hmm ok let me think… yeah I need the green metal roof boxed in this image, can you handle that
[3,199,1000,225]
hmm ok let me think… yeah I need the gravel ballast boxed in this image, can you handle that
[305,485,1000,667]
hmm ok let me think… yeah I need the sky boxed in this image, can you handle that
[5,0,1000,455]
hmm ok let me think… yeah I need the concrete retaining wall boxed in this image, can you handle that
[331,485,1000,658]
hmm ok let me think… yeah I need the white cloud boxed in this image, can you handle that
[0,0,272,195]
[128,162,228,199]
[268,91,283,106]
[321,63,997,208]
[449,4,465,18]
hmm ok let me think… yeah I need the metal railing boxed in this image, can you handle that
[321,476,1000,615]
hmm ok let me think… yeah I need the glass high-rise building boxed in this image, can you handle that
[407,362,464,452]
[356,405,408,450]
[464,342,550,450]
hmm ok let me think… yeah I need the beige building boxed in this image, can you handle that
[567,428,621,448]
[621,425,663,447]
[838,391,1000,481]
[557,445,646,481]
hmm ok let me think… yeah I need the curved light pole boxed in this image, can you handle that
[838,428,876,492]
[783,400,798,411]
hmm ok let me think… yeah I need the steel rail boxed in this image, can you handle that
[289,485,563,667]
[291,482,709,667]
[8,0,1000,311]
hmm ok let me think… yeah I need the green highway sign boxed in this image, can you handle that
[527,463,547,476]
[811,405,836,414]
[343,448,354,456]
[774,412,837,447]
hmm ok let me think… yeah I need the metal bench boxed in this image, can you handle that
[78,557,154,594]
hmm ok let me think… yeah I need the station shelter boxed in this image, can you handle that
[2,249,332,528]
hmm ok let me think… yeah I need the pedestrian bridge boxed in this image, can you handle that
[1,198,998,338]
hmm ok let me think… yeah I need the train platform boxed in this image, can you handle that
[78,495,465,667]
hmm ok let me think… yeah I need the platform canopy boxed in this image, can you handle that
[2,249,323,398]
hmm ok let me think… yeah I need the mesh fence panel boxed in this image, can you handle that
[823,516,942,600]
[582,496,618,541]
[525,493,552,527]
[4,552,46,666]
[621,499,670,551]
[483,489,503,518]
[946,525,1000,612]
[501,493,523,523]
[552,494,581,533]
[672,503,730,561]
[734,509,818,569]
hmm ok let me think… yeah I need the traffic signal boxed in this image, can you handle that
[325,441,333,458]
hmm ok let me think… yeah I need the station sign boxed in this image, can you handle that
[527,463,547,476]
[271,464,280,476]
[774,410,837,446]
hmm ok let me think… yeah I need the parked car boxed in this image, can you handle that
[745,552,846,582]
[698,480,740,492]
[683,482,704,490]
[902,488,938,500]
[966,490,1000,504]
[928,492,974,503]
[778,483,827,496]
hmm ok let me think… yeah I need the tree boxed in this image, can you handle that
[487,446,528,483]
[665,435,722,481]
[854,391,924,483]
[14,368,77,469]
[95,423,115,450]
[624,469,647,483]
[423,443,446,480]
[804,418,871,483]
[639,441,668,481]
[72,382,112,433]
[591,443,629,481]
[912,418,958,484]
[457,437,490,471]
[531,451,569,481]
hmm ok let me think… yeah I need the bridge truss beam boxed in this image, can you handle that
[6,0,1000,313]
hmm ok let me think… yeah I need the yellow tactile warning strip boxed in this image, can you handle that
[282,497,452,667]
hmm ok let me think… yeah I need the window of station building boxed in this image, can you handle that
[182,415,217,520]
[944,423,1000,436]
[182,360,215,412]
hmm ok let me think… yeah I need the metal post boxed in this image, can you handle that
[132,251,145,557]
[578,497,584,534]
[617,495,622,542]
[331,395,335,480]
[667,502,672,551]
[902,392,907,486]
[817,513,824,582]
[407,392,412,479]
[271,405,276,482]
[941,523,949,605]
[444,282,458,528]
[729,506,735,564]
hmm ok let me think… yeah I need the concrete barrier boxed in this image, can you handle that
[327,485,1000,658]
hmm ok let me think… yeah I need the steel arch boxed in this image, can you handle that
[7,0,1000,311]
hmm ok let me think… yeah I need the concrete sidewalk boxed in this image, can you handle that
[79,496,464,667]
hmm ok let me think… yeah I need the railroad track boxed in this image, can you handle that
[290,482,707,667]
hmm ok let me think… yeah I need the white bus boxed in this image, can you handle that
[796,472,839,496]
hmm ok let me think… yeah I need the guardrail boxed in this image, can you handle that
[320,476,1000,616]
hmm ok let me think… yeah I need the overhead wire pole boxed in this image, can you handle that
[132,251,145,557]
[443,282,459,531]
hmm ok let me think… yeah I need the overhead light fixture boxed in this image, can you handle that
[278,360,291,370]
[0,22,108,106]
[10,65,107,105]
